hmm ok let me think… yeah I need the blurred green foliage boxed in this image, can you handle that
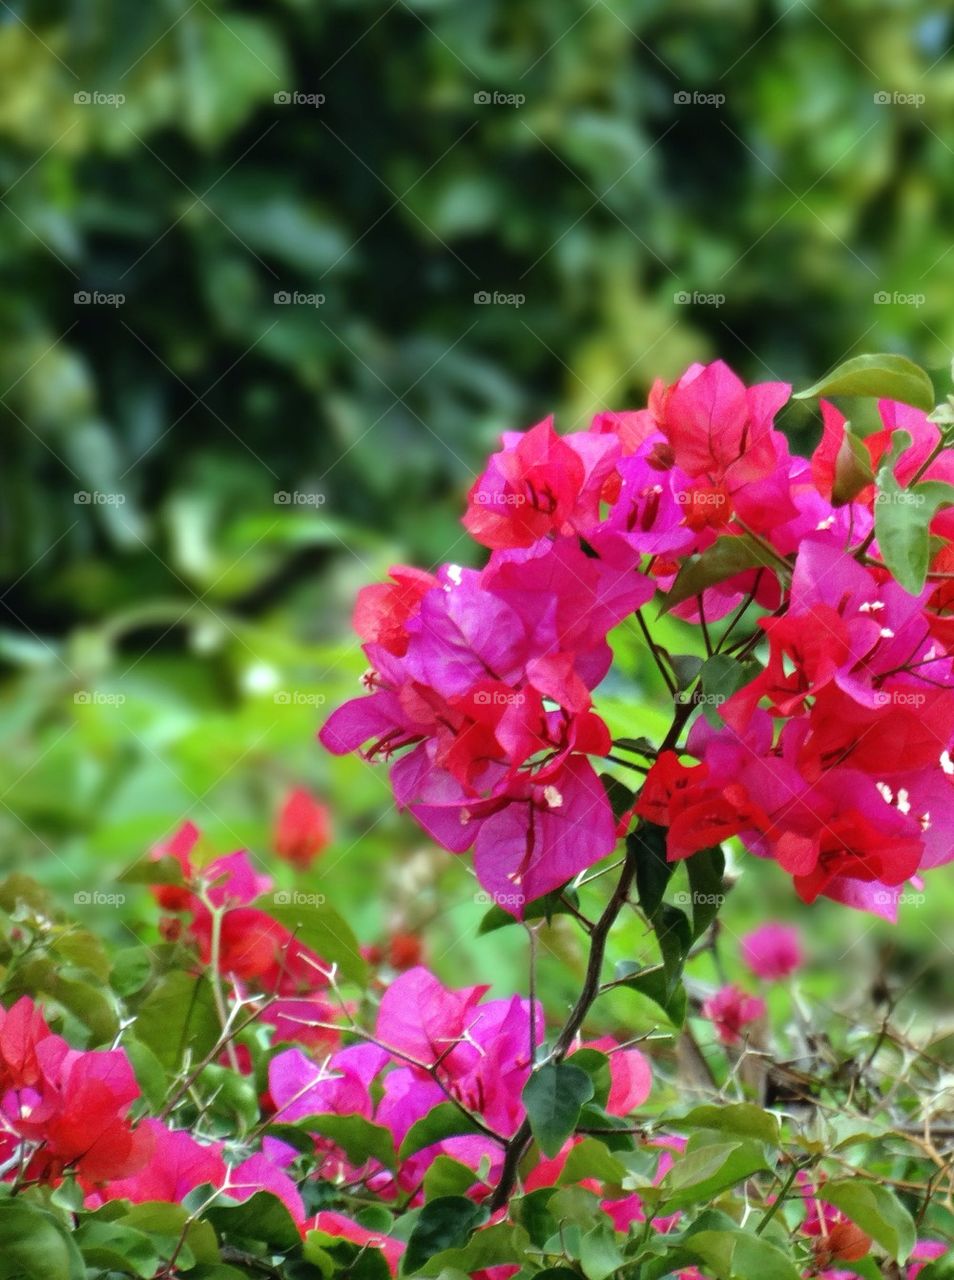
[2,0,954,1004]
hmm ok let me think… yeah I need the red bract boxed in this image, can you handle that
[0,997,148,1185]
[91,1119,305,1225]
[149,822,332,994]
[0,996,53,1091]
[275,787,332,869]
[463,417,609,549]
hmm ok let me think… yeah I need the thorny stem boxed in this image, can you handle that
[634,609,677,696]
[206,901,240,1073]
[488,832,642,1210]
[756,1157,813,1235]
[487,676,702,1212]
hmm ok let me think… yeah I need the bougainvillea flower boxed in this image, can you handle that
[585,1037,653,1113]
[741,924,803,980]
[91,1119,226,1204]
[376,968,541,1138]
[0,997,155,1187]
[353,565,438,656]
[908,1240,948,1279]
[701,985,766,1045]
[321,541,650,914]
[646,360,797,530]
[463,417,618,549]
[269,1043,388,1125]
[151,821,273,909]
[0,995,54,1091]
[274,786,332,869]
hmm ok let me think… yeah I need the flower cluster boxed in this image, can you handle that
[265,965,652,1206]
[0,997,148,1185]
[323,360,954,919]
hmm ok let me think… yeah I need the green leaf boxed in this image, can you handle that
[546,1185,602,1230]
[254,896,367,987]
[566,1048,611,1108]
[511,1187,561,1247]
[0,1200,85,1280]
[118,855,186,887]
[632,823,673,918]
[134,971,220,1071]
[823,1179,916,1262]
[115,1203,219,1267]
[415,1222,529,1276]
[110,946,154,998]
[123,1037,169,1110]
[795,353,934,411]
[399,1101,484,1160]
[651,902,692,983]
[683,1226,802,1280]
[656,1139,771,1211]
[684,846,726,939]
[423,1155,479,1201]
[599,773,637,826]
[579,1222,625,1280]
[874,430,954,592]
[52,928,111,980]
[402,1196,488,1275]
[672,1103,780,1146]
[296,1113,397,1170]
[523,1062,595,1157]
[830,425,875,506]
[698,654,758,725]
[478,887,579,935]
[43,972,119,1042]
[74,1221,160,1278]
[205,1190,302,1251]
[611,961,687,1027]
[669,653,705,689]
[662,534,778,613]
[558,1138,628,1186]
